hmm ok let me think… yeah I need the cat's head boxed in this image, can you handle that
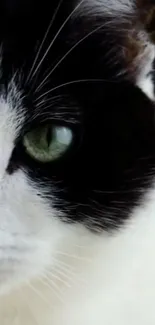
[0,0,155,294]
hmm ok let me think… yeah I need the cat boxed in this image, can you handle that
[0,0,155,324]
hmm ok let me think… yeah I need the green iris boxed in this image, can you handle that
[23,125,73,162]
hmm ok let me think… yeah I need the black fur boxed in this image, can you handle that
[2,0,155,231]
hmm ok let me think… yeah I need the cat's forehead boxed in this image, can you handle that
[1,0,58,17]
[0,0,74,46]
[0,0,75,24]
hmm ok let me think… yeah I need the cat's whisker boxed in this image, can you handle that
[26,0,64,84]
[35,102,63,112]
[11,69,20,84]
[35,105,70,114]
[34,79,105,102]
[34,111,73,120]
[35,95,62,108]
[52,266,79,285]
[50,261,76,279]
[30,0,85,83]
[52,258,87,285]
[52,257,76,270]
[55,250,92,262]
[35,22,110,92]
[34,102,60,113]
[29,112,75,125]
[45,269,72,288]
[37,275,65,304]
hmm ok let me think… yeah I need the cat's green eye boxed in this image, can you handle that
[23,125,73,162]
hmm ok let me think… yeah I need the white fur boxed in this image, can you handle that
[137,72,155,101]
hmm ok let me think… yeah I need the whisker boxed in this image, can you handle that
[10,69,20,84]
[35,94,62,108]
[30,0,85,81]
[36,21,110,92]
[56,263,87,286]
[52,257,77,270]
[45,269,71,288]
[35,104,71,114]
[53,266,78,285]
[38,276,64,303]
[52,258,87,285]
[55,250,92,262]
[52,261,76,276]
[35,78,106,101]
[26,0,64,83]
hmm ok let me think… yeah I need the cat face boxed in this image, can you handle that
[0,0,154,294]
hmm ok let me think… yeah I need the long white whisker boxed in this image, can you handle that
[30,0,85,81]
[45,269,71,288]
[35,78,105,101]
[38,276,64,303]
[55,250,92,262]
[51,262,76,278]
[26,0,64,83]
[56,264,87,285]
[11,69,20,84]
[36,22,109,92]
[35,94,62,108]
[53,266,78,285]
[52,257,76,270]
[52,259,87,284]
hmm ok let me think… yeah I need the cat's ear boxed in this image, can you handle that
[78,0,155,100]
[124,0,155,100]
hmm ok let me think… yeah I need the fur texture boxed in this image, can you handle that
[0,0,155,324]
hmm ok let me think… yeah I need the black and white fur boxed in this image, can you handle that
[0,0,155,324]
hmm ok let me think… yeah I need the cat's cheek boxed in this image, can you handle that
[0,169,69,295]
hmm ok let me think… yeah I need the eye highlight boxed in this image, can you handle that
[23,124,73,163]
